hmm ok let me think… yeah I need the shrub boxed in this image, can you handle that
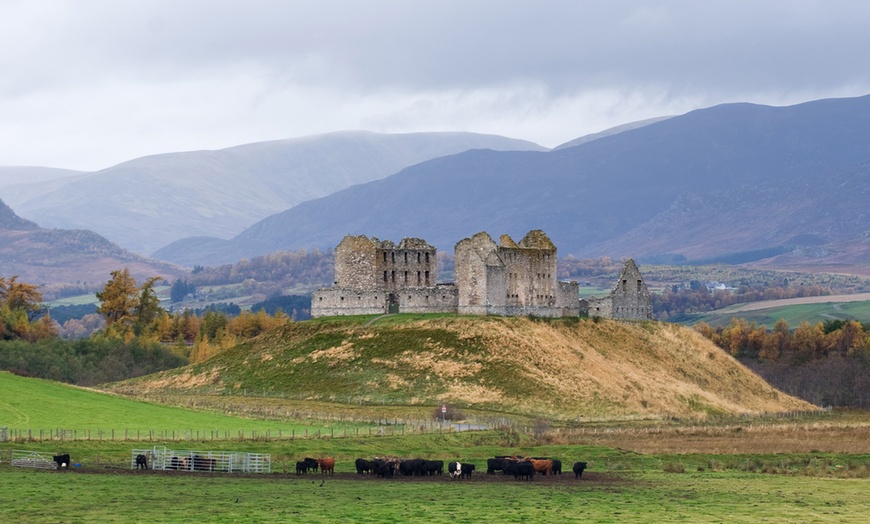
[663,462,685,473]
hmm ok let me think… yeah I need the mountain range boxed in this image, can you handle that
[3,94,870,280]
[156,95,870,269]
[0,132,545,255]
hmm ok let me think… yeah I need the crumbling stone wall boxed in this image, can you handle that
[583,259,652,320]
[313,230,648,321]
[312,235,443,318]
[456,230,578,317]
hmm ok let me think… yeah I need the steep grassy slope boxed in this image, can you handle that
[106,317,813,419]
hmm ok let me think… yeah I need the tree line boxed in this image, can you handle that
[0,269,297,387]
[695,318,870,407]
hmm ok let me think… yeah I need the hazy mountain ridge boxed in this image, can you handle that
[0,199,185,286]
[2,132,546,255]
[157,95,870,268]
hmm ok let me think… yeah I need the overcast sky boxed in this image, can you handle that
[2,0,869,171]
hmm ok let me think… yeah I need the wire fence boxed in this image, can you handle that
[0,410,830,443]
[0,420,494,443]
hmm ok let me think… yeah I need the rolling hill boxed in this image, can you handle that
[105,316,814,420]
[156,95,870,269]
[2,132,545,255]
[0,199,184,286]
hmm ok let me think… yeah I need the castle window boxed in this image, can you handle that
[383,252,387,262]
[622,279,627,292]
[417,252,421,263]
[425,270,430,285]
[637,280,643,292]
[391,252,395,263]
[340,296,344,301]
[425,252,430,264]
[405,252,408,263]
[384,271,388,282]
[391,270,395,282]
[404,271,408,283]
[417,271,421,284]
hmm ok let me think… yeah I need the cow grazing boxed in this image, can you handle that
[53,454,70,469]
[504,460,534,481]
[296,461,310,475]
[421,460,443,476]
[459,463,475,479]
[573,461,588,479]
[486,457,507,474]
[304,457,319,472]
[355,458,373,475]
[135,454,148,470]
[551,459,562,475]
[373,459,398,478]
[400,458,425,476]
[529,458,554,476]
[318,457,335,475]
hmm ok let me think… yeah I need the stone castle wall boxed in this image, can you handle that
[312,231,649,321]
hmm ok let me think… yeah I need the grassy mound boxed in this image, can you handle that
[106,316,814,419]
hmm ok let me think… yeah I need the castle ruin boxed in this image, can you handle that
[311,230,652,321]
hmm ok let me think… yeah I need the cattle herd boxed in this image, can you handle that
[301,455,590,481]
[45,451,589,481]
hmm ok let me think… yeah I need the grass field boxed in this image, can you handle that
[0,371,368,434]
[3,426,870,523]
[685,299,870,327]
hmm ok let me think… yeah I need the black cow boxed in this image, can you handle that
[421,460,443,476]
[573,461,588,479]
[355,458,373,475]
[53,454,70,469]
[504,460,534,480]
[400,458,425,476]
[551,459,562,475]
[295,457,319,474]
[487,458,507,474]
[168,456,181,470]
[374,459,397,478]
[135,454,148,470]
[459,463,475,479]
[193,455,216,472]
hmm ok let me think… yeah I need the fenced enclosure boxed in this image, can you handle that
[10,450,58,470]
[132,446,271,474]
[1,426,7,442]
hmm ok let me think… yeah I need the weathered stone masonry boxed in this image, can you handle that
[311,230,652,320]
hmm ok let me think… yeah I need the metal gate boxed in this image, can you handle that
[133,446,271,474]
[11,450,57,469]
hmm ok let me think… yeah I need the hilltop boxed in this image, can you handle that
[105,316,813,420]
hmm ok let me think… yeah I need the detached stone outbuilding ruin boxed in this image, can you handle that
[311,230,652,321]
[582,258,654,320]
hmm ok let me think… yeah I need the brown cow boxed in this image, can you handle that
[528,458,553,476]
[318,457,335,475]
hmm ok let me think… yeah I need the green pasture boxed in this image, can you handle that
[686,300,870,328]
[0,371,367,434]
[2,439,870,523]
